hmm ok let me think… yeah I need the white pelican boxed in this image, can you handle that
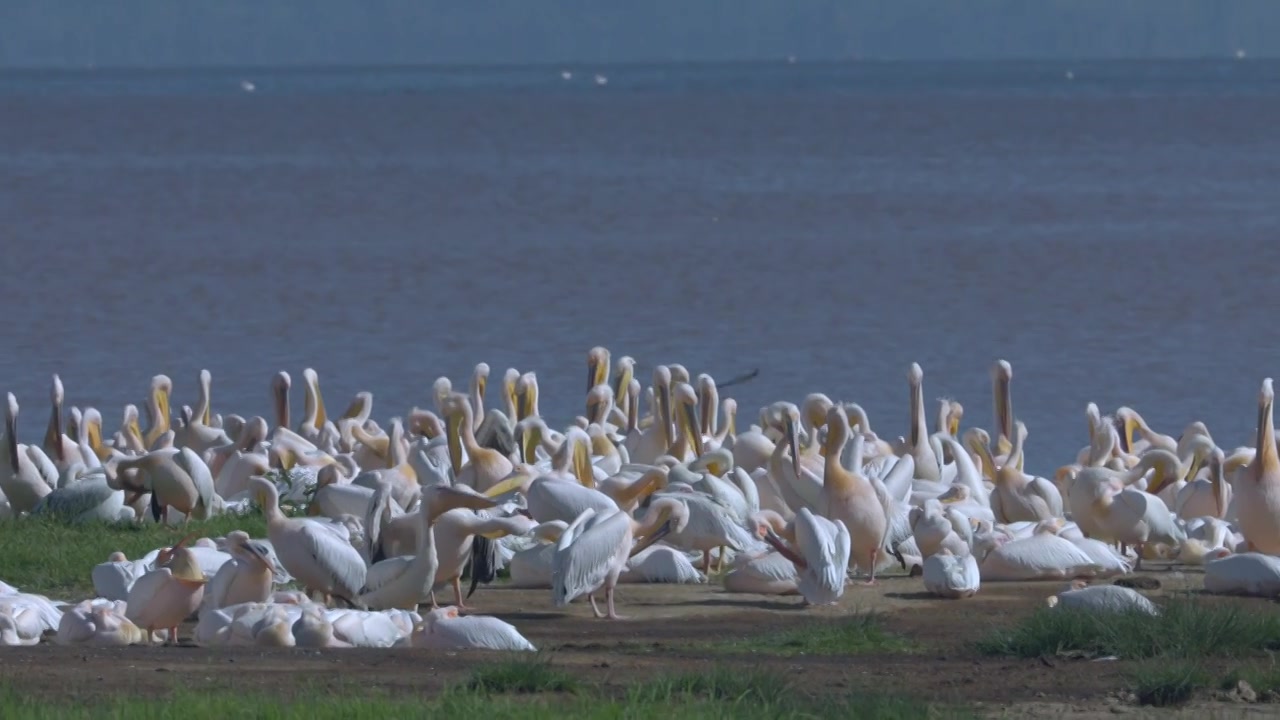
[174,369,230,454]
[975,519,1102,581]
[751,508,850,605]
[360,485,499,610]
[909,498,973,559]
[820,406,891,583]
[1046,581,1158,615]
[976,422,1063,523]
[142,375,173,450]
[990,359,1018,464]
[44,375,86,472]
[722,549,798,595]
[201,531,276,611]
[552,497,689,620]
[250,475,367,608]
[125,539,208,644]
[3,393,55,512]
[409,606,536,651]
[1115,407,1177,455]
[445,393,512,494]
[627,367,673,465]
[1236,378,1280,554]
[1204,552,1280,596]
[116,446,220,523]
[431,507,537,608]
[904,363,941,481]
[922,549,980,599]
[56,600,146,646]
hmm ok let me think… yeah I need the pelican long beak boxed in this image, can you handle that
[909,378,922,448]
[947,414,960,438]
[505,380,519,421]
[630,514,673,558]
[587,357,600,395]
[516,387,533,422]
[763,529,807,569]
[276,447,297,472]
[611,365,632,408]
[519,424,540,465]
[1183,452,1203,482]
[445,411,463,477]
[483,471,530,499]
[1120,416,1137,454]
[784,415,801,479]
[657,383,672,444]
[313,378,327,430]
[476,374,487,402]
[87,418,109,461]
[572,439,594,488]
[682,401,704,457]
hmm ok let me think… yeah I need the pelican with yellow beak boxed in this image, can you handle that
[142,375,172,450]
[552,497,690,620]
[1237,378,1280,554]
[990,360,1019,467]
[626,366,673,465]
[905,363,941,482]
[125,536,207,645]
[1114,407,1177,456]
[174,370,230,455]
[821,406,891,583]
[666,382,704,462]
[587,346,611,394]
[445,393,512,494]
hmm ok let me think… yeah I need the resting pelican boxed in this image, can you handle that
[445,394,512,494]
[1238,378,1280,554]
[552,497,689,620]
[125,539,207,644]
[587,346,611,394]
[909,498,973,559]
[360,485,499,610]
[410,606,536,652]
[751,508,850,605]
[627,367,673,465]
[3,393,55,513]
[922,549,980,599]
[904,364,940,481]
[1046,581,1158,615]
[1172,447,1231,520]
[821,406,891,583]
[201,531,276,611]
[250,476,367,608]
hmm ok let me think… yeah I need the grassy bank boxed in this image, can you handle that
[0,658,968,720]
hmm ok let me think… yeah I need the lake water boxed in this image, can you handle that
[3,60,1278,474]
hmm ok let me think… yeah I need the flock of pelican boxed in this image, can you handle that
[2,348,1280,648]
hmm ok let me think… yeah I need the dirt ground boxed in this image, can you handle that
[5,565,1276,717]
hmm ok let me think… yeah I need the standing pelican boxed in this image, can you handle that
[125,539,207,644]
[174,370,230,454]
[44,375,85,472]
[552,497,689,620]
[821,406,891,583]
[990,360,1018,465]
[751,508,850,605]
[905,363,940,481]
[116,447,220,524]
[445,393,512,494]
[587,346,611,394]
[3,393,55,512]
[250,476,368,608]
[142,375,173,450]
[1238,378,1280,554]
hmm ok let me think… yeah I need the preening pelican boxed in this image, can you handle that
[142,375,173,450]
[116,447,220,524]
[201,531,276,611]
[821,406,891,583]
[125,539,207,644]
[445,394,512,494]
[751,508,850,605]
[552,497,689,619]
[174,370,230,454]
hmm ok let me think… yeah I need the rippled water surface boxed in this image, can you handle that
[3,60,1279,472]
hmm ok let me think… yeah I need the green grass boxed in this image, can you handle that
[0,659,970,720]
[1129,661,1209,707]
[0,514,268,598]
[979,600,1280,660]
[716,612,915,656]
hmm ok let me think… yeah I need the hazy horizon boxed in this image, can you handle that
[1,1,1276,69]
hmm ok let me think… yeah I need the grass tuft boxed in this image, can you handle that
[464,656,580,694]
[718,612,914,656]
[979,600,1280,660]
[1129,661,1208,707]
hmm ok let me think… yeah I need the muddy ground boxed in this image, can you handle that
[5,566,1276,718]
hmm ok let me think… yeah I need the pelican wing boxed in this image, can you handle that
[34,475,117,522]
[528,479,617,524]
[293,522,368,601]
[1026,477,1064,519]
[427,614,536,652]
[552,508,626,606]
[362,556,413,595]
[175,448,219,518]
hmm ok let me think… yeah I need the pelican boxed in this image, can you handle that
[3,393,55,513]
[626,367,673,465]
[142,375,173,450]
[410,606,536,652]
[1115,407,1177,455]
[445,393,512,494]
[174,370,230,454]
[990,359,1017,465]
[904,364,941,481]
[44,375,85,472]
[552,497,689,620]
[979,422,1063,523]
[200,531,276,611]
[1238,378,1280,554]
[821,406,891,583]
[250,475,367,608]
[360,485,499,610]
[750,508,850,605]
[116,447,220,524]
[922,549,980,599]
[125,538,207,644]
[1046,581,1158,615]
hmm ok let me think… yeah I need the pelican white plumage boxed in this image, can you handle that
[200,531,276,612]
[125,541,208,644]
[1204,552,1280,596]
[1046,581,1159,615]
[1236,379,1280,554]
[409,606,536,651]
[820,406,891,582]
[922,549,980,599]
[250,475,367,608]
[3,393,56,513]
[751,507,850,605]
[552,497,689,619]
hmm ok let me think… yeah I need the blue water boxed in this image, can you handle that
[2,60,1278,473]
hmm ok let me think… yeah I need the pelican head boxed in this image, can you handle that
[587,346,611,394]
[515,372,539,421]
[907,363,924,447]
[668,364,690,385]
[990,359,1013,450]
[630,497,691,557]
[157,536,207,586]
[145,375,173,447]
[672,382,703,457]
[473,363,490,401]
[502,368,521,417]
[586,383,614,424]
[946,400,963,437]
[611,356,636,404]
